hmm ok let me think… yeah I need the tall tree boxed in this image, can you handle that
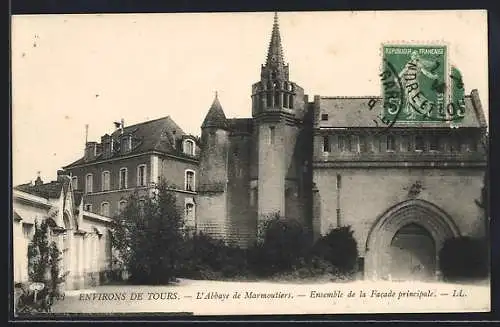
[111,179,186,284]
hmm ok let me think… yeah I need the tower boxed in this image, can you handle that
[251,13,307,224]
[197,93,231,238]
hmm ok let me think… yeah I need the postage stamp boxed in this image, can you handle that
[380,44,466,125]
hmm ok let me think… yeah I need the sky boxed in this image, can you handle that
[11,10,488,186]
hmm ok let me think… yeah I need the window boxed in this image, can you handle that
[289,95,294,109]
[321,114,329,121]
[71,176,78,190]
[323,135,330,152]
[101,171,111,191]
[358,135,367,152]
[352,135,360,152]
[269,126,276,145]
[119,168,128,189]
[121,136,132,153]
[185,170,195,192]
[401,135,412,151]
[137,165,147,187]
[415,136,425,152]
[429,135,440,151]
[185,202,195,225]
[183,139,195,156]
[450,135,462,152]
[100,202,110,217]
[85,174,93,193]
[338,135,351,152]
[22,224,33,239]
[84,204,92,211]
[274,92,280,107]
[386,135,396,152]
[266,92,272,107]
[468,139,478,152]
[119,200,127,212]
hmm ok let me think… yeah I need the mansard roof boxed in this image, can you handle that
[316,90,487,129]
[202,94,229,130]
[64,116,190,167]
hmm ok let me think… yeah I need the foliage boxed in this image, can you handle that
[438,236,489,282]
[111,178,186,285]
[178,232,251,280]
[250,213,312,276]
[27,220,66,301]
[311,226,359,275]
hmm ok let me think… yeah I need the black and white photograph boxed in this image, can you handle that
[11,10,490,316]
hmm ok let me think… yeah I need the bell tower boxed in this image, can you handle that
[251,12,306,224]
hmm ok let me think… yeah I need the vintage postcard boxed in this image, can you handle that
[11,10,489,317]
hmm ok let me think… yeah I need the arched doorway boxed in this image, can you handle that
[365,199,460,281]
[389,223,436,281]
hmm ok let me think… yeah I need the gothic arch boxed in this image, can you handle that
[364,199,460,280]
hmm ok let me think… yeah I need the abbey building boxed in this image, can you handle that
[56,13,487,281]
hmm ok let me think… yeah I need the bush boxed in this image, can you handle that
[178,232,250,280]
[250,213,312,276]
[439,236,489,282]
[311,226,358,276]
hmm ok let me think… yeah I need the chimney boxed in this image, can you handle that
[34,172,43,186]
[84,142,98,162]
[101,134,113,158]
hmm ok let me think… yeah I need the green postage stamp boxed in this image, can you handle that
[381,44,465,124]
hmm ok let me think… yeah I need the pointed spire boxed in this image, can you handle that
[202,93,228,130]
[265,12,285,68]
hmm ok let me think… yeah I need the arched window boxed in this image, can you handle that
[100,202,110,217]
[183,139,195,156]
[101,171,111,191]
[119,200,127,212]
[137,164,147,187]
[283,92,289,108]
[289,94,294,109]
[185,201,195,227]
[185,170,195,192]
[85,174,93,194]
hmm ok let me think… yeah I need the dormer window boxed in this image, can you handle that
[121,135,132,154]
[183,139,195,156]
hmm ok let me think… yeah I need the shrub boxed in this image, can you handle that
[439,236,489,282]
[311,226,358,276]
[178,232,250,280]
[251,213,312,276]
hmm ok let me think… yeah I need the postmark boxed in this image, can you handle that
[380,44,465,125]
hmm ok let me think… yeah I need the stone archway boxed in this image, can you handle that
[365,199,460,281]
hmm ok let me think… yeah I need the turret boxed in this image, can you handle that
[197,93,231,239]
